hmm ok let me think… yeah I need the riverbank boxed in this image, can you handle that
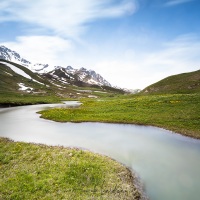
[0,137,143,200]
[0,93,61,107]
[39,93,200,139]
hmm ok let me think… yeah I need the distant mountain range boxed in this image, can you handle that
[3,45,198,96]
[47,66,111,87]
[0,45,111,87]
[0,59,125,100]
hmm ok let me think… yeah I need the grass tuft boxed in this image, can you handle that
[0,138,141,200]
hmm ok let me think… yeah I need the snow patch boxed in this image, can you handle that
[75,89,92,93]
[18,83,33,92]
[0,61,44,85]
[49,80,66,88]
[87,79,100,85]
[1,61,32,79]
[88,95,98,98]
[94,91,108,94]
[4,71,13,76]
[33,79,45,85]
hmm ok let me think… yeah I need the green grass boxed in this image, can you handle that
[0,60,62,105]
[0,92,61,106]
[39,93,200,139]
[141,69,200,94]
[0,63,122,105]
[0,138,141,200]
[0,60,122,104]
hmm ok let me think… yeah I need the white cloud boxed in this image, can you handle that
[0,0,137,38]
[2,36,73,67]
[145,34,200,72]
[1,0,199,90]
[3,34,200,90]
[165,0,195,6]
[93,34,200,89]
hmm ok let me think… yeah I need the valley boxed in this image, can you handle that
[0,59,124,106]
[0,45,200,200]
[0,101,200,200]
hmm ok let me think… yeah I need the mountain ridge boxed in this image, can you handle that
[141,69,200,94]
[0,45,111,87]
[0,59,125,103]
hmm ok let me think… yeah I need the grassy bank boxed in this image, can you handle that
[0,92,61,106]
[0,138,141,200]
[39,93,200,139]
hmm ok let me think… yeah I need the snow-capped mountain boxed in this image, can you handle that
[0,45,31,66]
[46,66,111,87]
[72,67,111,86]
[0,45,111,87]
[0,45,49,72]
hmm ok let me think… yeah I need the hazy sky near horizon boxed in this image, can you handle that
[0,0,200,89]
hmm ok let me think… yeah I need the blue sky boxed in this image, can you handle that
[0,0,200,89]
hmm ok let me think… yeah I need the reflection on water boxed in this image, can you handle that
[0,102,200,200]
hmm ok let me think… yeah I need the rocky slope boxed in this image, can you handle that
[0,59,124,101]
[0,45,111,87]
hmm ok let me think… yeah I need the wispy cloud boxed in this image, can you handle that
[1,1,199,89]
[3,33,200,89]
[2,36,73,66]
[94,34,200,89]
[164,0,195,6]
[0,0,137,38]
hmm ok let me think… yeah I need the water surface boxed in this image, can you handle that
[0,102,200,200]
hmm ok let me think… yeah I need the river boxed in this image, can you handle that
[0,101,200,200]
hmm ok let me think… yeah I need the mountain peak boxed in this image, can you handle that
[79,67,87,71]
[0,45,112,87]
[66,66,74,70]
[0,45,31,65]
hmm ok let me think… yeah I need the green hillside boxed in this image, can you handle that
[0,60,50,92]
[0,60,123,106]
[141,69,200,94]
[39,69,200,138]
[0,61,60,105]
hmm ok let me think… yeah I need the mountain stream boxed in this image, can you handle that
[0,101,200,200]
